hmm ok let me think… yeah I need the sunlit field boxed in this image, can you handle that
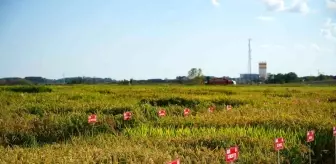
[0,85,335,163]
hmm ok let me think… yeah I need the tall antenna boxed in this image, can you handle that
[248,38,252,83]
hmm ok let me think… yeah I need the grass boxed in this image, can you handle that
[0,85,335,163]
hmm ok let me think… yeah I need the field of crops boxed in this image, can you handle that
[0,85,336,163]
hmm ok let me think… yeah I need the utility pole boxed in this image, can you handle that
[248,38,252,84]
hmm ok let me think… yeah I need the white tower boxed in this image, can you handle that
[259,62,267,80]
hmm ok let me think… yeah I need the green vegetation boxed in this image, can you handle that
[1,71,335,86]
[0,85,335,163]
[4,86,53,93]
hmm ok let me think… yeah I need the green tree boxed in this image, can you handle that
[284,72,298,83]
[176,76,184,84]
[317,74,326,81]
[266,72,298,84]
[187,68,204,84]
[188,68,202,79]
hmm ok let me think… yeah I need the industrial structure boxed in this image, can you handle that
[240,74,259,80]
[200,39,269,85]
[258,62,267,81]
[235,39,269,84]
[237,38,256,84]
[237,73,259,84]
[248,38,252,82]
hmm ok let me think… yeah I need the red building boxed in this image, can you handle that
[205,76,234,85]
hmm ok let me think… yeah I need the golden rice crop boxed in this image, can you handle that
[0,85,335,163]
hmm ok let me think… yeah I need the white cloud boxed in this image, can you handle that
[256,16,275,21]
[287,0,310,14]
[211,0,220,7]
[326,0,336,10]
[262,0,285,11]
[261,0,311,14]
[321,18,336,41]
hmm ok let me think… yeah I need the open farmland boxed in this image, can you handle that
[0,85,336,163]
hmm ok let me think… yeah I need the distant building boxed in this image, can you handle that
[240,73,259,80]
[237,73,259,84]
[258,62,267,80]
[176,76,189,81]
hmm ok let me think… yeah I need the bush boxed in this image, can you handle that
[6,86,52,93]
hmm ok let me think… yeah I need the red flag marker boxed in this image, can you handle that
[184,108,190,116]
[158,109,166,117]
[226,105,232,111]
[275,137,285,164]
[167,159,180,164]
[208,106,215,113]
[123,111,132,120]
[334,127,336,164]
[307,130,315,142]
[274,137,285,151]
[307,130,315,164]
[88,114,97,124]
[225,146,239,163]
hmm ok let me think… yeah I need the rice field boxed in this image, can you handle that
[0,85,336,163]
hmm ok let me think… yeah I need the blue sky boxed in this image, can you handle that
[0,0,335,80]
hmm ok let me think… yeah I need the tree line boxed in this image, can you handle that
[0,68,335,85]
[265,72,336,84]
